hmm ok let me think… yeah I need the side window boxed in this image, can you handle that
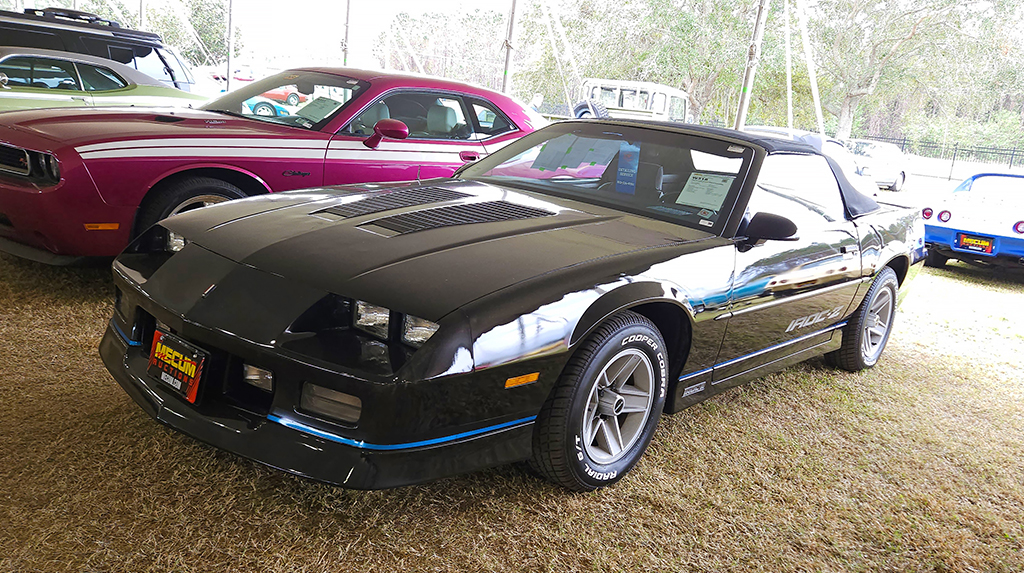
[620,89,637,108]
[668,96,687,121]
[750,154,846,226]
[0,26,66,50]
[0,57,79,90]
[157,48,191,89]
[470,99,513,137]
[107,45,135,65]
[639,90,650,109]
[78,63,128,92]
[598,87,616,107]
[131,47,173,84]
[652,93,666,113]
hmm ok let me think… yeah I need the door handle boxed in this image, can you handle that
[459,150,480,162]
[71,96,88,101]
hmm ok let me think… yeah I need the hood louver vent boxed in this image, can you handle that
[319,187,471,218]
[371,201,555,235]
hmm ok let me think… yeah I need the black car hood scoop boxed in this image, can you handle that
[318,187,471,218]
[368,200,555,235]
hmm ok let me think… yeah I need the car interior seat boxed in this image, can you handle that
[426,104,457,138]
[351,101,390,135]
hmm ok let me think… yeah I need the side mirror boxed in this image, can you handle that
[363,119,409,149]
[744,212,798,243]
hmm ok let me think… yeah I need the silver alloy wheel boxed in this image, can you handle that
[581,348,655,464]
[861,287,894,362]
[166,194,231,251]
[168,194,231,217]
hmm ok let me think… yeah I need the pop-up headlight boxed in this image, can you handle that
[300,383,361,423]
[401,315,440,348]
[354,301,390,339]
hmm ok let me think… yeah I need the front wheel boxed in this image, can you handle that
[135,176,246,238]
[890,171,906,192]
[252,102,277,116]
[530,310,667,491]
[826,267,898,372]
[286,93,300,106]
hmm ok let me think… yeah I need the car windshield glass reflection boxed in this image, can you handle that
[201,71,366,130]
[459,124,749,232]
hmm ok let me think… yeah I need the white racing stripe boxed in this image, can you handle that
[80,147,326,160]
[76,138,329,153]
[326,150,469,163]
[328,140,484,153]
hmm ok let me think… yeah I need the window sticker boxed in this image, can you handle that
[297,97,340,123]
[676,172,735,210]
[530,135,576,172]
[615,142,640,195]
[529,136,621,172]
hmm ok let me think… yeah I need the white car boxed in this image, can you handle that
[846,139,908,191]
[922,173,1024,268]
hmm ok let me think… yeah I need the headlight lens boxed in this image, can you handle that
[46,154,60,180]
[243,364,274,392]
[300,383,361,423]
[167,231,188,252]
[401,315,439,347]
[354,300,390,339]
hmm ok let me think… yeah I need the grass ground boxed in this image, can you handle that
[1,253,1022,572]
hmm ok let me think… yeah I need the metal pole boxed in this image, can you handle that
[795,0,825,136]
[139,0,144,29]
[501,0,517,93]
[343,0,350,66]
[734,0,771,131]
[225,0,233,92]
[784,0,793,129]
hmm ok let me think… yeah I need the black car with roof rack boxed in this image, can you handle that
[0,6,194,91]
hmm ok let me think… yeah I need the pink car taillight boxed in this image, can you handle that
[938,210,951,223]
[922,208,933,219]
[1014,221,1024,234]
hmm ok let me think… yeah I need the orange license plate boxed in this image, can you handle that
[957,233,993,254]
[147,331,207,403]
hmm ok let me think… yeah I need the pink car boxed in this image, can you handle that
[0,68,544,263]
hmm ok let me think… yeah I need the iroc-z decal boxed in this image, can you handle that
[786,305,844,333]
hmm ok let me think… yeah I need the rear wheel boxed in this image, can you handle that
[826,267,897,372]
[573,99,609,119]
[924,250,948,268]
[530,311,667,491]
[890,171,906,192]
[136,176,246,237]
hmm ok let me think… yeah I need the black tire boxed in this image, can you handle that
[924,250,947,268]
[825,267,898,372]
[286,93,300,106]
[136,176,246,236]
[252,102,277,116]
[573,99,609,119]
[530,310,668,491]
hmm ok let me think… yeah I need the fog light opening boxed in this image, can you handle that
[243,364,274,392]
[300,383,361,424]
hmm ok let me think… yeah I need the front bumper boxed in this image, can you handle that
[100,322,536,489]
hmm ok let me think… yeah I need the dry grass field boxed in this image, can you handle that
[1,252,1022,573]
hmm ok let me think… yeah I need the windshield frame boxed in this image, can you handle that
[457,121,755,235]
[201,70,369,131]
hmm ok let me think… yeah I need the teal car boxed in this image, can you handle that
[0,46,206,112]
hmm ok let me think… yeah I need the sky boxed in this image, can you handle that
[231,0,509,71]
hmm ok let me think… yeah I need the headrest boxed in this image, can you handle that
[355,101,390,132]
[427,104,457,134]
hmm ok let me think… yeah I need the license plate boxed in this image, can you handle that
[956,233,994,254]
[147,331,208,403]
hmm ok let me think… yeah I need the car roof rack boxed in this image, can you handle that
[24,7,121,28]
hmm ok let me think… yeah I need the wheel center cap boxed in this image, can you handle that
[598,390,625,416]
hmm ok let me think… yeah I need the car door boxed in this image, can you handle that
[0,55,92,111]
[324,91,487,185]
[713,153,862,386]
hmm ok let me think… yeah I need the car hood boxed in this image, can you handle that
[0,106,309,151]
[157,179,715,321]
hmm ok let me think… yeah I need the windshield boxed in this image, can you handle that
[201,70,368,130]
[960,175,1023,203]
[459,123,751,233]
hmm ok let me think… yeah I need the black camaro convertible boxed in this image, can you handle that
[100,121,925,491]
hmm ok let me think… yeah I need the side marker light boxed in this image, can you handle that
[505,372,540,389]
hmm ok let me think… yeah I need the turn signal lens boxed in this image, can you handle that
[401,315,440,347]
[300,383,361,423]
[922,208,933,219]
[938,210,951,222]
[1014,221,1024,234]
[242,364,274,392]
[354,301,390,339]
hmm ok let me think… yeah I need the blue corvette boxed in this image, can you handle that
[923,173,1024,268]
